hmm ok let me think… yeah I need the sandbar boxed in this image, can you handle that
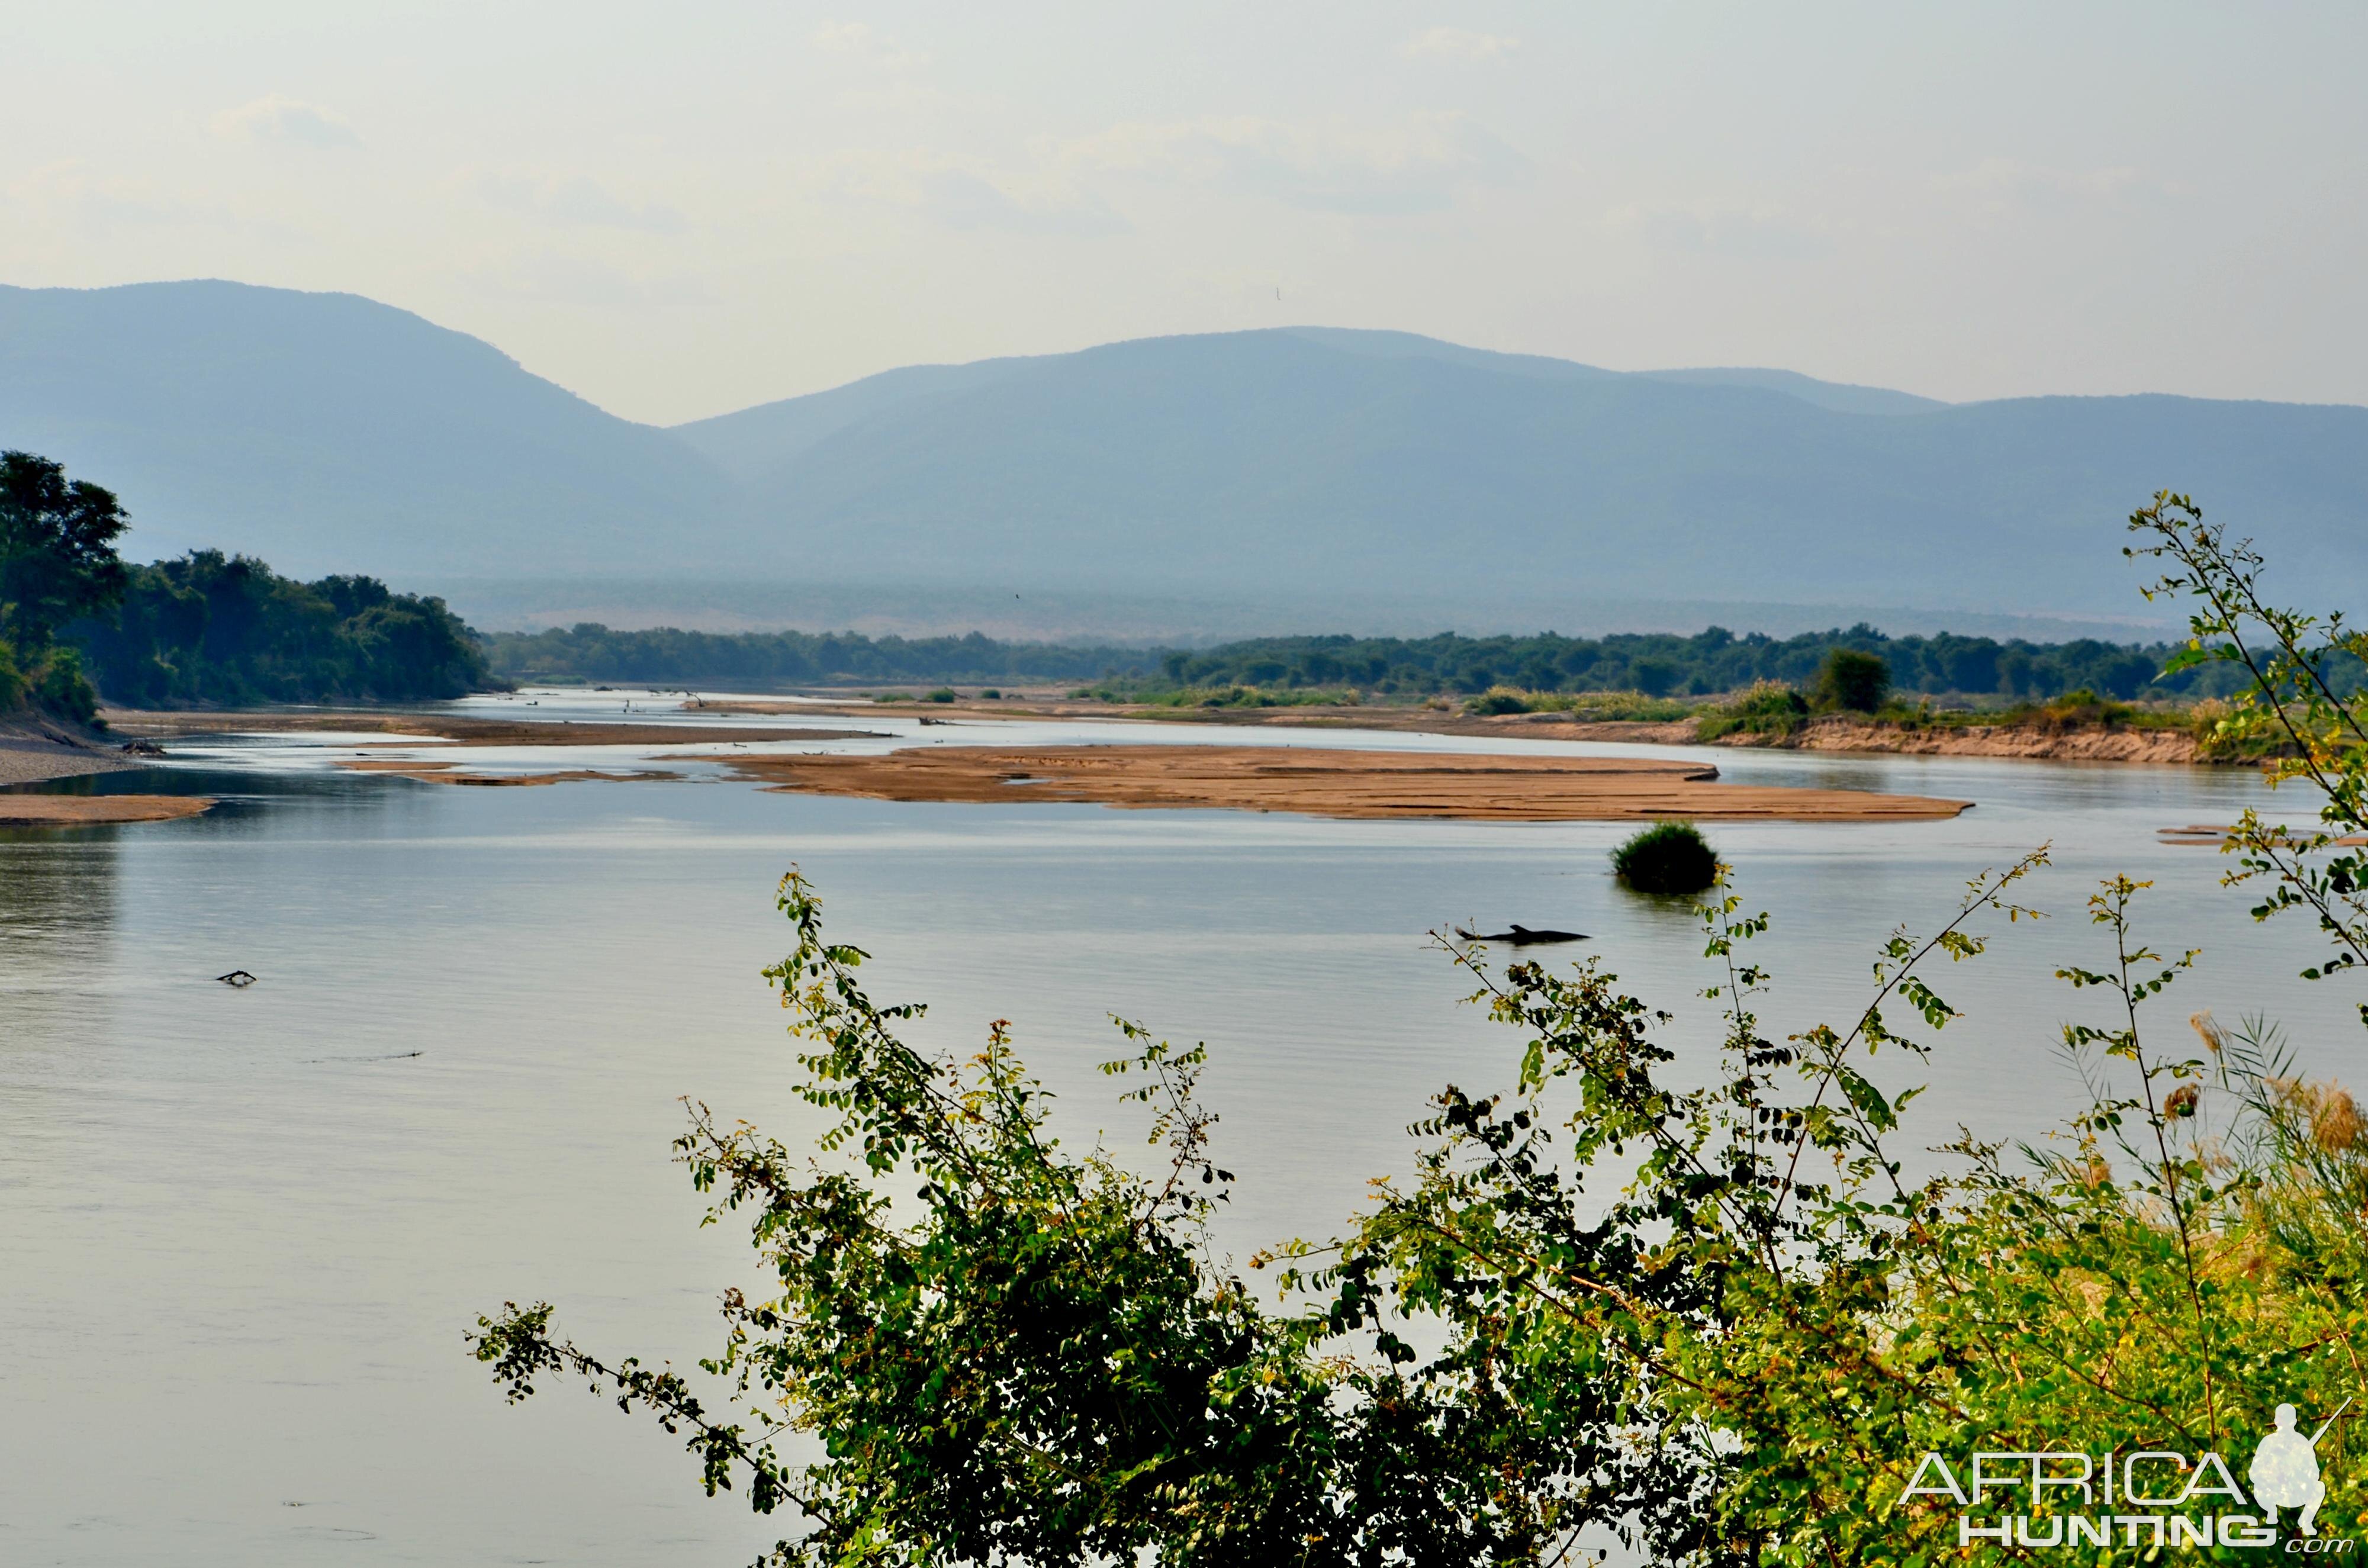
[333,761,682,787]
[696,744,1970,823]
[0,794,213,825]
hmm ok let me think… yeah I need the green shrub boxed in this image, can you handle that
[1694,679,1809,740]
[1611,819,1719,893]
[979,688,1001,700]
[29,645,99,725]
[1462,688,1701,722]
[1630,656,1681,697]
[924,688,958,703]
[1465,685,1534,715]
[0,639,102,723]
[1811,648,1890,713]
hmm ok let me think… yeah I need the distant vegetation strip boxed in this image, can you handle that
[6,450,496,718]
[73,550,493,707]
[486,624,1128,687]
[483,622,2329,705]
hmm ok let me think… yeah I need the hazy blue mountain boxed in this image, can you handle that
[0,279,733,576]
[1632,366,1946,416]
[706,329,2367,620]
[4,279,2361,631]
[671,358,1040,482]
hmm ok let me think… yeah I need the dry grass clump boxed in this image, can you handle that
[2267,1078,2368,1152]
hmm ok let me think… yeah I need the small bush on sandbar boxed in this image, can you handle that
[1611,820,1719,894]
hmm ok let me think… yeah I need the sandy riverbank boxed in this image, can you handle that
[0,720,147,786]
[1728,715,2202,762]
[696,744,1970,823]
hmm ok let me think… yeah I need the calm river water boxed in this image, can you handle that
[4,694,2362,1565]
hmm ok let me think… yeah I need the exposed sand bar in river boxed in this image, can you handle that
[334,760,684,787]
[0,794,213,825]
[697,744,1971,823]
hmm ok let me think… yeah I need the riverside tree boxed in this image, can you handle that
[471,497,2368,1564]
[0,450,130,651]
[0,450,129,719]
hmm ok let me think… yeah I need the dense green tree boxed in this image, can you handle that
[1810,646,1891,712]
[0,450,130,652]
[0,450,129,719]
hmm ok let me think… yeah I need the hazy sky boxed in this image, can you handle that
[9,2,2367,425]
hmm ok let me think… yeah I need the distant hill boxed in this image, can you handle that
[4,280,2363,631]
[691,328,2366,619]
[0,280,732,576]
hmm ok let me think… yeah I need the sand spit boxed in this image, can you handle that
[0,794,212,825]
[103,711,878,748]
[695,744,1970,823]
[333,761,681,787]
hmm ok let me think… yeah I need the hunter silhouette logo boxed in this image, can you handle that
[2253,1402,2348,1538]
[1903,1399,2356,1551]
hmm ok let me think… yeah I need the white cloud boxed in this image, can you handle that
[1399,27,1521,62]
[1059,111,1530,215]
[468,169,689,234]
[211,95,361,150]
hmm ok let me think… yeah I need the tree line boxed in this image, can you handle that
[487,620,2297,703]
[77,549,490,707]
[485,623,1127,687]
[1,450,491,720]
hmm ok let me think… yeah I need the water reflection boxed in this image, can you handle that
[0,821,121,1052]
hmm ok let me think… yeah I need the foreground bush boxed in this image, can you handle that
[469,495,2368,1564]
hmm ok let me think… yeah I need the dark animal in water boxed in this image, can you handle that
[215,970,258,987]
[1454,924,1588,946]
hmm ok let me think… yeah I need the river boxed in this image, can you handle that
[2,692,2359,1565]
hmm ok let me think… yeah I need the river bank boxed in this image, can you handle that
[0,717,144,786]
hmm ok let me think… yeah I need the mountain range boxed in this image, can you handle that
[4,278,2362,636]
